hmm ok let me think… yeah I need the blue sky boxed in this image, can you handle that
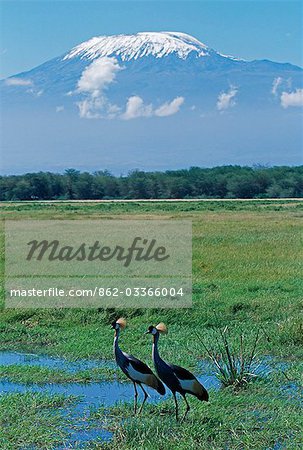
[0,0,302,79]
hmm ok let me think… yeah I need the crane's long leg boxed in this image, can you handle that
[133,382,138,415]
[138,383,149,414]
[172,392,179,421]
[181,394,190,422]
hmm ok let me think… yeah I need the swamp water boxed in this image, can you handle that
[0,351,220,448]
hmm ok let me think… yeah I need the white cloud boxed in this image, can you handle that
[122,96,153,120]
[77,57,123,118]
[5,77,32,87]
[77,99,92,118]
[56,105,64,113]
[77,97,121,120]
[77,97,105,119]
[217,86,238,111]
[280,89,303,108]
[155,96,184,117]
[26,88,43,97]
[122,95,184,120]
[107,103,122,119]
[5,76,44,98]
[77,57,122,95]
[272,77,283,96]
[76,58,184,120]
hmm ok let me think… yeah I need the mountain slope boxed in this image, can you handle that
[1,32,302,174]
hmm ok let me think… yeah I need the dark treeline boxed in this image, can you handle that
[1,166,303,200]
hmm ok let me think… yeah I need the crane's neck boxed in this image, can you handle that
[113,328,124,362]
[152,332,162,366]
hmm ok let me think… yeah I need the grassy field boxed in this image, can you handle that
[0,200,302,449]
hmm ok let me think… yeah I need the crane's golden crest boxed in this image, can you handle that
[117,317,127,329]
[156,322,168,334]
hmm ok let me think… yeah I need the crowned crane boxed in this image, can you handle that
[146,322,209,421]
[111,318,165,414]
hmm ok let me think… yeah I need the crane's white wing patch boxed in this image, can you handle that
[126,362,152,384]
[178,378,195,392]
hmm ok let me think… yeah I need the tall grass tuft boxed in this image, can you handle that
[198,326,262,388]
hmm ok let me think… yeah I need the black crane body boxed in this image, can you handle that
[111,318,165,414]
[146,323,209,421]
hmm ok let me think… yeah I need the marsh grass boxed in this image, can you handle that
[0,392,75,450]
[198,326,264,388]
[0,364,119,384]
[0,200,302,449]
[91,376,303,450]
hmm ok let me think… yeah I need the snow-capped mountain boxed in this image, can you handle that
[64,31,223,61]
[3,31,301,107]
[1,32,302,174]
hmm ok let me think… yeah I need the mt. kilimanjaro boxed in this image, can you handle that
[1,32,302,174]
[64,32,216,60]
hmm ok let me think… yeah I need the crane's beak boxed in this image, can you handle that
[144,331,150,335]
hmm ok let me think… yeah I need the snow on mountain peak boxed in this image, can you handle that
[63,31,212,61]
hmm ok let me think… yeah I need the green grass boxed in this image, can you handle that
[0,364,121,384]
[0,392,76,450]
[94,373,303,450]
[0,199,302,449]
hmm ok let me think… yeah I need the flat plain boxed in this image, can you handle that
[0,199,302,449]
